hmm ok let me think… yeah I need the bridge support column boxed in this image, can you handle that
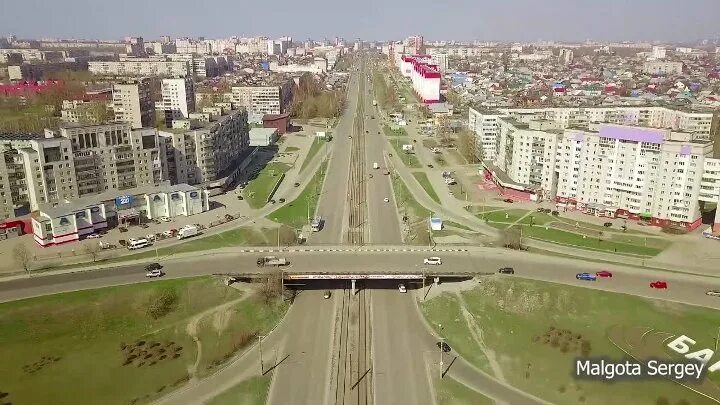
[434,277,440,286]
[351,279,356,295]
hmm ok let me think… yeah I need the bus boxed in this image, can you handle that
[311,216,323,232]
[127,238,151,250]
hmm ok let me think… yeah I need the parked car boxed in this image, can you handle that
[503,198,514,203]
[427,164,434,168]
[279,198,286,203]
[706,290,720,297]
[323,291,331,299]
[603,222,612,227]
[423,257,442,265]
[146,269,164,278]
[498,267,514,274]
[596,270,613,278]
[650,281,668,289]
[576,272,597,281]
[436,341,451,352]
[159,216,171,222]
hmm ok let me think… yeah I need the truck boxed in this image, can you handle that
[311,216,323,232]
[372,99,377,106]
[177,225,199,240]
[373,162,379,169]
[256,256,289,267]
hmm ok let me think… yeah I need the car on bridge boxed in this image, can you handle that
[398,284,407,293]
[498,267,514,274]
[437,341,451,352]
[706,290,720,297]
[650,280,668,289]
[423,257,442,265]
[323,291,331,299]
[576,272,597,281]
[596,270,613,278]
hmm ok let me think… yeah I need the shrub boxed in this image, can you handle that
[145,288,179,320]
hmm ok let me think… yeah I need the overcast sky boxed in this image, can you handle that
[1,0,718,42]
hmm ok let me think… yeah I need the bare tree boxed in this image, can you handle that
[83,241,102,262]
[458,129,484,164]
[500,227,524,250]
[13,243,32,274]
[256,268,284,304]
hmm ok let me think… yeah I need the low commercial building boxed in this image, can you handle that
[32,182,209,246]
[262,113,290,135]
[642,61,683,75]
[249,128,278,146]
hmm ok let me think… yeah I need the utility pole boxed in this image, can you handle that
[258,335,265,374]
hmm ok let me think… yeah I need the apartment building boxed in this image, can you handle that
[159,109,249,186]
[699,159,720,230]
[553,124,712,228]
[0,134,78,219]
[469,106,715,158]
[50,123,164,196]
[642,61,683,75]
[166,54,231,78]
[160,77,195,124]
[88,60,191,77]
[112,79,155,129]
[60,100,112,124]
[231,86,282,115]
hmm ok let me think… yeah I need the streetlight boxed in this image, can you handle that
[274,217,280,250]
[439,336,446,378]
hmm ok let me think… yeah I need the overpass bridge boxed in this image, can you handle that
[214,270,494,294]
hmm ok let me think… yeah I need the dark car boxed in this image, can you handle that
[436,341,451,353]
[503,198,514,203]
[279,198,286,203]
[145,262,162,271]
[498,267,514,274]
[427,164,434,168]
[294,182,300,187]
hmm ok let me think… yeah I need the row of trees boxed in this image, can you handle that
[372,71,400,112]
[290,73,345,119]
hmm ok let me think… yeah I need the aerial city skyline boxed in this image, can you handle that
[1,4,720,405]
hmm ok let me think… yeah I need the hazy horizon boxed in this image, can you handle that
[1,0,719,43]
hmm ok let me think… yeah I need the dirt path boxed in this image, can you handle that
[185,285,252,381]
[455,292,507,383]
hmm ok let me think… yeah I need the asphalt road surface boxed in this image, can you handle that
[310,71,358,245]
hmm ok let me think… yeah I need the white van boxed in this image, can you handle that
[373,162,379,169]
[127,238,151,250]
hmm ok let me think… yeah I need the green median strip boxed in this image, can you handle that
[244,162,291,209]
[300,137,328,172]
[269,160,329,229]
[412,172,440,204]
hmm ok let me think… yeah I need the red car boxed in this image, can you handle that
[650,281,668,289]
[596,270,613,278]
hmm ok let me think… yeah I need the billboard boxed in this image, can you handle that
[115,195,134,207]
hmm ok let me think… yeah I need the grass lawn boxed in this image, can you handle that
[391,172,432,245]
[270,161,328,228]
[479,209,529,225]
[244,162,291,209]
[422,139,438,149]
[553,216,656,236]
[383,125,408,137]
[515,225,663,256]
[300,138,327,172]
[447,149,468,165]
[206,375,272,405]
[0,277,285,405]
[436,376,494,405]
[412,172,441,203]
[443,221,475,232]
[388,137,421,168]
[518,212,556,226]
[422,278,720,405]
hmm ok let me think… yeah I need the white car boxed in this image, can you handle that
[145,270,164,278]
[86,234,102,239]
[383,197,390,203]
[423,257,443,265]
[398,284,407,293]
[706,290,720,297]
[145,234,156,241]
[159,216,171,222]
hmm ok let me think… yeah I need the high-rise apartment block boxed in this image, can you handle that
[231,86,282,116]
[160,78,195,124]
[159,109,249,186]
[469,106,720,229]
[89,60,191,77]
[642,61,683,75]
[112,79,156,129]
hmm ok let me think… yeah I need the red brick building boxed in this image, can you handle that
[262,113,291,135]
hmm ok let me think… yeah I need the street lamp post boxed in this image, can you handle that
[439,336,446,378]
